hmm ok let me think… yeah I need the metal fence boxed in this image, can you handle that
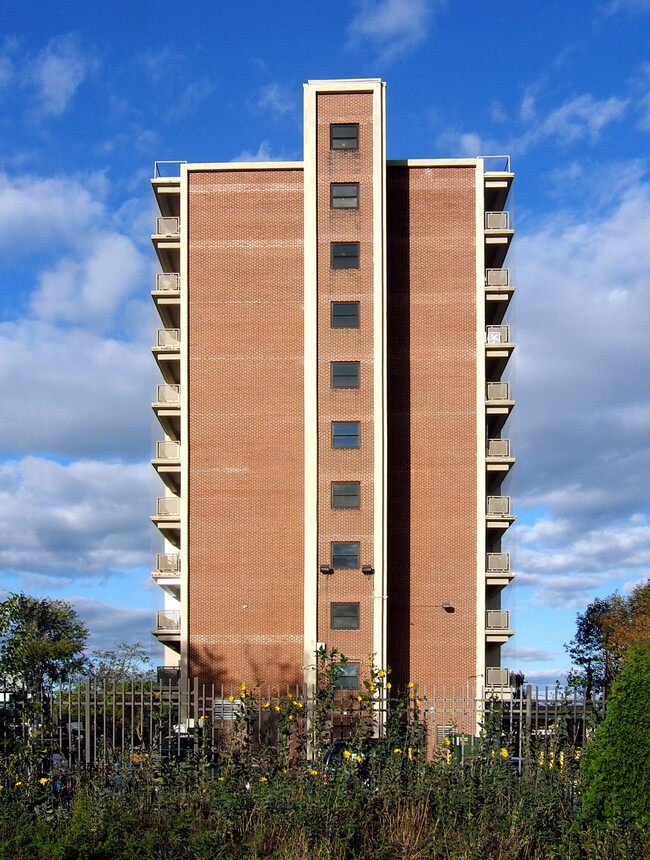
[0,677,602,768]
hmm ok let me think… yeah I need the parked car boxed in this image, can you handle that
[322,737,390,785]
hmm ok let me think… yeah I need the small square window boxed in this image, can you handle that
[331,603,360,630]
[331,242,360,269]
[331,361,360,389]
[331,183,359,209]
[331,302,360,328]
[335,663,360,689]
[332,422,360,448]
[331,541,360,569]
[330,124,359,150]
[332,481,360,509]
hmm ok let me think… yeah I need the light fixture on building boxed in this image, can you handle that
[362,565,374,576]
[319,564,333,575]
[442,601,454,612]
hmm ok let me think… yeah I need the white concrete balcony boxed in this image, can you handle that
[486,437,515,490]
[486,325,514,377]
[485,610,514,643]
[484,666,513,699]
[152,273,180,329]
[486,552,514,588]
[151,217,180,272]
[152,553,181,599]
[486,382,514,434]
[485,268,514,325]
[151,496,181,548]
[484,210,514,268]
[152,329,180,384]
[152,610,181,650]
[152,384,180,440]
[483,160,513,211]
[152,440,181,494]
[486,496,515,532]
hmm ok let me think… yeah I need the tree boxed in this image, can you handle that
[88,641,153,684]
[565,579,650,697]
[0,593,88,692]
[580,638,650,828]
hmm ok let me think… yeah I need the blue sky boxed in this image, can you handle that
[1,0,650,684]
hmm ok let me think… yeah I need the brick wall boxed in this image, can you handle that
[387,165,479,691]
[187,168,304,687]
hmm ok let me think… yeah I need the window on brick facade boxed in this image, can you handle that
[335,662,360,689]
[331,301,360,328]
[331,242,360,269]
[331,481,360,509]
[331,183,359,209]
[330,123,359,150]
[331,361,360,389]
[332,421,360,448]
[331,541,360,569]
[331,602,360,630]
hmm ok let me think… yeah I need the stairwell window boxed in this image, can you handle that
[331,603,360,630]
[332,422,360,448]
[331,482,361,509]
[331,541,360,569]
[331,242,360,269]
[331,183,359,209]
[331,302,360,329]
[331,361,360,389]
[330,123,359,150]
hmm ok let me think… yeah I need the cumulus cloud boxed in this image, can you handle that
[232,140,280,163]
[71,597,160,655]
[0,172,104,253]
[0,457,151,583]
[25,33,97,118]
[0,319,151,459]
[31,233,147,330]
[501,645,556,663]
[347,0,445,64]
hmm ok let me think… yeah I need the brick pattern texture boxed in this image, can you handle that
[187,169,304,687]
[386,165,479,691]
[315,93,376,670]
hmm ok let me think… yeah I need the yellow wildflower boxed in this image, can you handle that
[274,705,281,712]
[310,769,318,776]
[443,737,451,747]
[500,748,509,758]
[15,781,22,787]
[408,747,413,761]
[240,682,246,691]
[357,695,363,702]
[386,682,392,689]
[262,702,269,709]
[39,777,50,785]
[378,670,385,677]
[259,776,267,782]
[228,695,235,702]
[297,702,303,708]
[292,700,298,706]
[393,748,402,754]
[369,685,375,692]
[218,777,225,782]
[407,681,414,688]
[343,749,352,760]
[288,714,294,721]
[415,699,420,707]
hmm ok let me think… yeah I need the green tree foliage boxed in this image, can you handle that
[0,593,88,691]
[88,641,153,684]
[565,579,650,697]
[580,638,650,828]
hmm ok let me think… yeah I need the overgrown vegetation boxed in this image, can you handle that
[0,649,647,859]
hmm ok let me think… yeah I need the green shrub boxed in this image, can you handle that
[581,637,650,828]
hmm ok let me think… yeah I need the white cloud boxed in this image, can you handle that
[0,457,151,582]
[232,140,279,163]
[0,319,151,459]
[31,233,148,330]
[602,0,650,13]
[71,598,160,655]
[501,645,555,663]
[257,82,296,117]
[347,0,445,64]
[168,78,214,120]
[0,172,104,253]
[25,33,97,118]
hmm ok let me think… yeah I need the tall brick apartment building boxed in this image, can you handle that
[150,78,515,695]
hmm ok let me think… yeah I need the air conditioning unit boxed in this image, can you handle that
[485,211,510,230]
[485,268,509,286]
[156,553,180,572]
[156,328,180,348]
[156,497,180,517]
[486,553,510,572]
[156,384,180,403]
[156,441,181,460]
[487,496,511,515]
[156,273,180,291]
